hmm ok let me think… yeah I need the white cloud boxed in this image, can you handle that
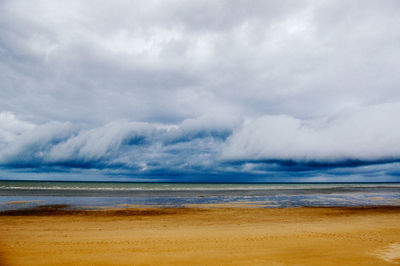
[0,112,35,144]
[2,0,399,125]
[0,121,73,165]
[47,121,154,163]
[222,103,400,163]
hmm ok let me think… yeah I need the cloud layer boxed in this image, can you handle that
[0,113,238,179]
[1,105,400,182]
[1,1,400,181]
[223,103,400,164]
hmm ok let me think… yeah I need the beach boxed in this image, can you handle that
[2,1,400,265]
[1,206,400,265]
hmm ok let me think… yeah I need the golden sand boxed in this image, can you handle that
[1,206,400,265]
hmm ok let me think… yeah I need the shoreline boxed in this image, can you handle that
[1,206,400,265]
[2,203,400,215]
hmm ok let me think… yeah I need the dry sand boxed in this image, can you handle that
[1,206,400,265]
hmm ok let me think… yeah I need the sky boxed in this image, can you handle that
[1,0,400,182]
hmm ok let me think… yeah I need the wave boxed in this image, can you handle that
[1,183,400,191]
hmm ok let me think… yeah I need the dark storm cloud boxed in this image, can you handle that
[0,114,239,177]
[0,1,400,181]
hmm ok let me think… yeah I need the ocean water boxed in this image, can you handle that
[0,181,399,211]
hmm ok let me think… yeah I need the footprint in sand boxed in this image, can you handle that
[372,243,400,264]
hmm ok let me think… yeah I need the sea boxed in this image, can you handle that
[0,181,399,211]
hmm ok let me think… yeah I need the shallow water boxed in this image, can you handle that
[0,181,399,210]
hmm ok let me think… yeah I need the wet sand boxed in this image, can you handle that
[1,206,400,265]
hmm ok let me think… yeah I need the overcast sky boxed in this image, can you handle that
[1,0,400,182]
